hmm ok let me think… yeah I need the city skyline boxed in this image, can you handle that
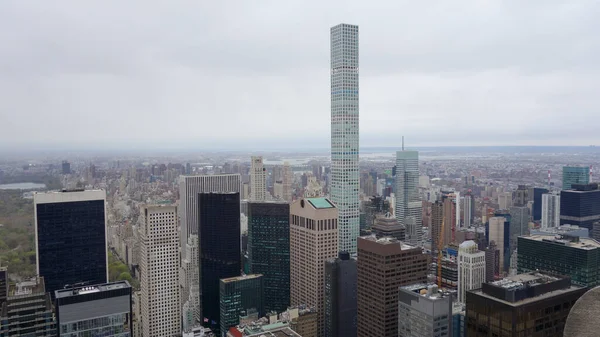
[1,1,599,150]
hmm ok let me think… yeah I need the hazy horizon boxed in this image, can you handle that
[1,1,599,148]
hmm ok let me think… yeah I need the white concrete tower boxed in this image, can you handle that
[458,240,486,304]
[396,150,422,246]
[139,205,181,337]
[330,23,360,254]
[250,156,267,201]
[541,192,561,228]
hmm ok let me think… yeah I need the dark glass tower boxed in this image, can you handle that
[247,201,290,313]
[199,192,241,334]
[324,251,357,337]
[219,274,264,335]
[34,190,107,297]
[532,187,549,221]
[560,183,600,230]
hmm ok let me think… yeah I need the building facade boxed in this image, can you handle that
[398,284,452,337]
[139,205,181,337]
[563,166,590,190]
[220,274,264,336]
[518,234,600,287]
[247,201,290,313]
[250,157,266,201]
[395,150,422,246]
[457,241,486,304]
[181,234,200,330]
[34,189,108,297]
[0,277,55,336]
[324,251,357,337]
[290,197,338,336]
[330,23,360,254]
[466,272,586,336]
[531,187,549,221]
[542,192,561,228]
[560,183,600,230]
[55,281,132,337]
[357,236,428,337]
[199,193,241,334]
[371,212,405,241]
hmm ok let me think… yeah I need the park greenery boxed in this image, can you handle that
[109,250,139,289]
[0,190,36,279]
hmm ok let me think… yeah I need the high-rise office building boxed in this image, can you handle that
[324,251,357,337]
[282,162,293,202]
[357,236,428,337]
[466,272,585,336]
[541,192,560,228]
[139,205,181,337]
[371,212,405,241]
[518,234,600,287]
[513,185,530,207]
[179,174,241,249]
[487,216,509,272]
[484,241,500,282]
[290,197,338,336]
[463,192,474,228]
[61,160,71,174]
[560,183,600,230]
[457,240,486,304]
[330,23,360,254]
[563,166,590,190]
[34,189,108,297]
[443,193,458,244]
[498,192,512,210]
[181,234,200,329]
[220,274,264,336]
[398,284,452,337]
[431,200,451,250]
[250,157,266,201]
[247,201,290,313]
[55,281,132,337]
[395,150,422,246]
[531,187,549,221]
[0,277,55,336]
[199,193,241,334]
[509,206,529,257]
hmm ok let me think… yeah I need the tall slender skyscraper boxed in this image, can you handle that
[330,23,360,254]
[199,192,241,335]
[34,189,108,297]
[542,192,561,228]
[250,156,267,201]
[139,205,181,337]
[395,150,422,246]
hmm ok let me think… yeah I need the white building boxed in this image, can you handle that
[179,174,241,248]
[330,23,360,254]
[180,234,200,330]
[458,240,486,304]
[498,192,512,210]
[250,156,267,201]
[139,205,181,337]
[396,150,422,246]
[282,161,293,202]
[541,192,560,229]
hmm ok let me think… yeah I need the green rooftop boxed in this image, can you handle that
[306,197,335,209]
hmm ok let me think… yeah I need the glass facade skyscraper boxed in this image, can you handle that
[34,190,108,298]
[395,150,422,246]
[330,23,360,254]
[247,201,290,313]
[219,274,264,336]
[560,183,600,230]
[198,192,241,334]
[563,166,590,190]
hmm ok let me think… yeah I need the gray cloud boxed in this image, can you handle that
[0,0,599,151]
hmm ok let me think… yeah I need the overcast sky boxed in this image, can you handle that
[0,1,598,151]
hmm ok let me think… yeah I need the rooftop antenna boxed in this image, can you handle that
[402,136,404,151]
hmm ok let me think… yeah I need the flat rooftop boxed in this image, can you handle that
[490,272,559,290]
[402,283,450,301]
[306,197,335,209]
[523,234,600,250]
[361,235,417,250]
[55,280,130,298]
[221,274,263,284]
[245,327,301,337]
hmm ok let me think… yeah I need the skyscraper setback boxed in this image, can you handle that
[330,23,360,254]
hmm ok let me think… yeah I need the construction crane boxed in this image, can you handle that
[437,218,445,289]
